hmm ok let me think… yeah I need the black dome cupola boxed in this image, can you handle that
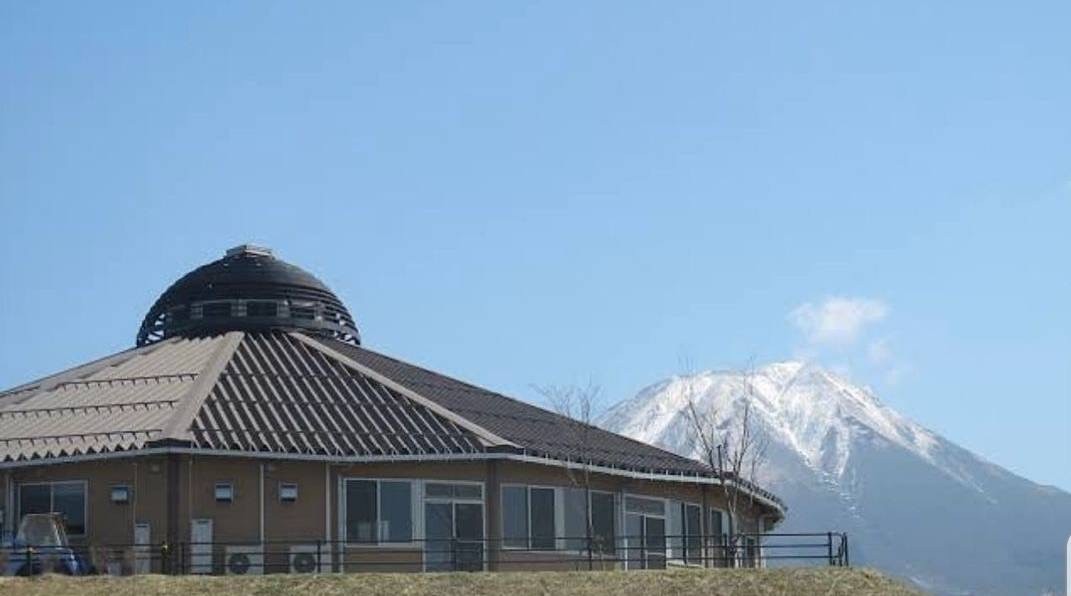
[136,245,360,346]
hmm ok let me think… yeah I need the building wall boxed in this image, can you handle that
[1,454,779,574]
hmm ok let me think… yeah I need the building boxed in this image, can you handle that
[0,245,784,574]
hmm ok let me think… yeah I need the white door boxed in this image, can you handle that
[190,519,213,574]
[133,522,151,574]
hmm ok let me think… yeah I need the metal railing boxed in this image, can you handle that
[0,532,848,576]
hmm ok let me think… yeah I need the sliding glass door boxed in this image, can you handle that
[423,482,484,571]
[624,496,667,570]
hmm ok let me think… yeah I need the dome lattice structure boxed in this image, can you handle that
[135,245,360,346]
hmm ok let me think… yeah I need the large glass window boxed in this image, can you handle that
[501,486,556,550]
[424,481,485,571]
[590,491,616,554]
[563,488,587,550]
[625,495,667,569]
[530,488,555,549]
[709,509,728,567]
[682,503,702,564]
[502,486,528,548]
[562,488,615,554]
[344,479,412,544]
[17,482,86,536]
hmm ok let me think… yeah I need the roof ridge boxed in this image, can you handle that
[291,332,517,450]
[158,332,244,443]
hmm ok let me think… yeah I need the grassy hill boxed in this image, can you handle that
[0,568,922,596]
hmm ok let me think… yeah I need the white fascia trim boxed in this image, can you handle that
[0,448,785,515]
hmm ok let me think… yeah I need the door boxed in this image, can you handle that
[424,502,454,572]
[454,503,484,571]
[133,522,151,574]
[625,513,667,570]
[644,517,667,569]
[423,501,485,571]
[190,518,213,574]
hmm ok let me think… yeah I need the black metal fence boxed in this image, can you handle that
[0,532,848,576]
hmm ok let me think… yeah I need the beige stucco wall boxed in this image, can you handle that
[2,454,779,574]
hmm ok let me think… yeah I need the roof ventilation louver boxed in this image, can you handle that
[136,246,360,346]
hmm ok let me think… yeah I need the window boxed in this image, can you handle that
[246,301,278,317]
[709,509,728,567]
[201,302,232,318]
[279,483,298,503]
[214,482,234,502]
[502,486,556,550]
[425,482,482,500]
[110,485,131,504]
[502,486,528,549]
[709,509,725,538]
[344,479,413,544]
[625,495,667,570]
[168,306,189,323]
[682,503,702,564]
[625,496,664,516]
[562,488,615,554]
[289,302,316,320]
[423,481,485,571]
[17,481,86,536]
[590,491,616,554]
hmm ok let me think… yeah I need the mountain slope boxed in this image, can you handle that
[600,362,1071,595]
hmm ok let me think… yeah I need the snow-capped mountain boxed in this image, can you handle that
[600,362,1071,595]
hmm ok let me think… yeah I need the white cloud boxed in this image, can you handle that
[789,297,889,346]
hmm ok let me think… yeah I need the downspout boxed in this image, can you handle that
[259,463,265,545]
[165,454,181,574]
[700,485,709,569]
[324,462,332,573]
[3,470,12,539]
[132,462,139,537]
[485,460,500,571]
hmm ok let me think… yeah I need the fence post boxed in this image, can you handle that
[587,534,593,571]
[827,532,833,566]
[316,540,322,574]
[842,533,850,567]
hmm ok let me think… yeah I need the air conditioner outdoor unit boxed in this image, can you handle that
[225,545,264,575]
[289,545,323,574]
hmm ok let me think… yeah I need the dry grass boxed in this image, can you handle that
[0,568,922,596]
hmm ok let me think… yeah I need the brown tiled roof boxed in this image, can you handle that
[189,333,484,455]
[313,337,714,477]
[0,332,484,462]
[0,331,709,476]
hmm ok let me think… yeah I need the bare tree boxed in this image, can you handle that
[681,362,768,566]
[532,382,603,564]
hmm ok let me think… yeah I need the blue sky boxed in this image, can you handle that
[1,2,1068,490]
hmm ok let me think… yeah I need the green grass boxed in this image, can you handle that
[0,568,922,596]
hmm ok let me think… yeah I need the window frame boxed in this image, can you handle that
[110,484,132,505]
[623,492,671,570]
[214,481,234,503]
[340,477,419,548]
[678,501,703,565]
[278,482,298,503]
[499,484,559,551]
[560,487,617,554]
[16,480,89,537]
[708,507,729,539]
